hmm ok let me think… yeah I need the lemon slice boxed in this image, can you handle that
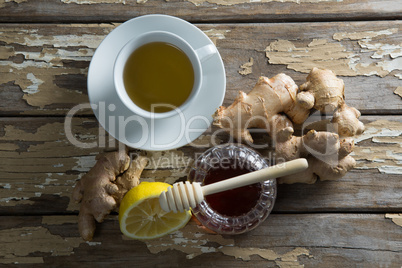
[119,181,191,240]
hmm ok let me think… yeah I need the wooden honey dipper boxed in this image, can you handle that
[159,158,308,213]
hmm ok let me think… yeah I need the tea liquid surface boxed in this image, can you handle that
[203,161,262,217]
[123,42,194,113]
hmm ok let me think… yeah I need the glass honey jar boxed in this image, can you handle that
[188,144,277,235]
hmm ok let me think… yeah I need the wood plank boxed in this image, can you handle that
[0,0,400,23]
[0,214,401,266]
[1,21,401,115]
[2,1,400,266]
[0,115,401,214]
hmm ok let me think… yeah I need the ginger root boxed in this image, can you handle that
[298,68,345,112]
[213,73,310,143]
[298,67,364,137]
[276,126,356,184]
[72,150,148,241]
[213,67,364,184]
[332,103,365,137]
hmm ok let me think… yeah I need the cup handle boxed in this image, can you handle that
[195,44,217,63]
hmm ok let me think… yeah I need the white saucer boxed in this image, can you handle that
[87,15,226,151]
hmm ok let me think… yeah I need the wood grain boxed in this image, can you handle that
[1,21,400,115]
[1,115,400,215]
[0,0,400,23]
[1,3,401,266]
[0,214,400,266]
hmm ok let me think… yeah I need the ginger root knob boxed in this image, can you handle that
[72,150,148,241]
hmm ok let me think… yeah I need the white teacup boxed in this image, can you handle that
[114,30,217,120]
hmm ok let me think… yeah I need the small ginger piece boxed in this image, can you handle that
[113,155,149,205]
[298,67,364,137]
[72,150,148,241]
[311,137,356,181]
[332,104,365,137]
[298,67,345,112]
[275,121,340,161]
[273,115,355,184]
[276,131,356,184]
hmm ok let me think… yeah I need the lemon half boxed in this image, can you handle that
[119,182,191,240]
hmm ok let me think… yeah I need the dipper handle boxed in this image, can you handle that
[202,158,308,196]
[159,158,308,213]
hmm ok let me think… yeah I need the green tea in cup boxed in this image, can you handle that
[114,30,216,119]
[123,42,195,113]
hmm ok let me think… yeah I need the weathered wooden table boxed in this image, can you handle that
[1,1,401,266]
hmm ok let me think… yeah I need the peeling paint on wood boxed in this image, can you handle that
[27,0,346,6]
[0,0,27,8]
[385,214,402,228]
[0,122,64,142]
[188,0,342,6]
[265,39,351,75]
[395,86,402,98]
[202,29,230,45]
[1,57,89,108]
[0,171,80,212]
[144,221,311,266]
[0,45,14,58]
[2,67,87,109]
[144,222,234,259]
[353,120,402,174]
[0,28,107,110]
[265,27,401,78]
[1,29,106,48]
[358,40,402,59]
[265,39,350,75]
[61,0,126,4]
[333,28,398,41]
[0,119,103,212]
[333,28,401,79]
[220,247,312,267]
[72,155,97,172]
[238,57,253,75]
[0,226,82,264]
[0,214,400,266]
[1,23,400,114]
